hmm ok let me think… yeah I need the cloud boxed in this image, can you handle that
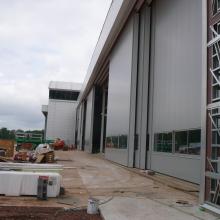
[0,0,112,130]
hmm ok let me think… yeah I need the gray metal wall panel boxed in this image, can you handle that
[105,17,134,165]
[128,13,139,168]
[84,89,94,153]
[152,0,202,133]
[78,104,83,150]
[72,107,77,144]
[199,0,207,204]
[134,5,151,169]
[76,106,80,148]
[105,148,127,166]
[46,100,76,145]
[151,153,201,184]
[149,0,202,184]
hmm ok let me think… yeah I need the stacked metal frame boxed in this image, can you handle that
[205,0,220,209]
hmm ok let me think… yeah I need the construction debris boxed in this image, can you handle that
[0,156,8,162]
[0,140,71,200]
[12,143,55,163]
[0,137,73,164]
[0,162,63,173]
[52,138,65,150]
[0,149,5,157]
[15,131,43,151]
[14,150,28,161]
[0,139,14,157]
[145,170,155,176]
[34,143,55,163]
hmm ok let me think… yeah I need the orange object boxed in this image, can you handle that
[52,139,65,150]
[21,152,27,161]
[21,143,33,150]
[0,139,14,157]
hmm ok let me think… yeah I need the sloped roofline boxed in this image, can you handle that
[77,0,139,103]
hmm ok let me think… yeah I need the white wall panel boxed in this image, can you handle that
[46,100,76,145]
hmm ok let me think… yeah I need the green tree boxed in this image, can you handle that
[0,127,11,139]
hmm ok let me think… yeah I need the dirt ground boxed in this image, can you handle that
[0,206,102,220]
[0,150,204,219]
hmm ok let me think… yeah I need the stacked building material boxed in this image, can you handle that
[0,171,61,197]
[0,162,63,173]
[0,139,14,157]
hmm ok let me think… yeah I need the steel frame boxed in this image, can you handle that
[200,0,220,210]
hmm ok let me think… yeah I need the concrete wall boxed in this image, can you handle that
[46,99,76,145]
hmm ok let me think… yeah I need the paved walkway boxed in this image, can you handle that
[58,151,217,220]
[99,197,205,220]
[0,151,218,219]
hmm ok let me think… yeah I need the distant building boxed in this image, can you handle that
[42,81,81,145]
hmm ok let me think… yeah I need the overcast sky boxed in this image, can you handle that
[0,0,111,130]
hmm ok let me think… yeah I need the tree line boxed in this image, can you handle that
[0,128,15,140]
[0,128,44,140]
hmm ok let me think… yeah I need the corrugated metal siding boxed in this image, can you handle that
[152,0,202,133]
[84,89,94,153]
[46,100,76,145]
[76,105,82,149]
[149,0,202,184]
[105,16,134,166]
[150,153,201,183]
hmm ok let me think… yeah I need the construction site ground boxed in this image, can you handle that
[0,151,218,220]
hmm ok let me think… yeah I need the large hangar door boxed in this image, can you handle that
[149,0,202,183]
[134,4,151,169]
[105,16,134,166]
